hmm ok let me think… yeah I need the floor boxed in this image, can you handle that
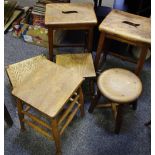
[4,0,151,155]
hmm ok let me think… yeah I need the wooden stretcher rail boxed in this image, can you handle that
[96,103,119,108]
[60,104,80,135]
[58,95,79,125]
[23,119,53,140]
[53,43,85,48]
[109,52,137,64]
[111,103,117,120]
[22,111,52,130]
[24,105,31,112]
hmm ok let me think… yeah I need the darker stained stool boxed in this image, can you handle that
[88,68,142,134]
[45,3,97,61]
[4,104,13,127]
[94,9,151,76]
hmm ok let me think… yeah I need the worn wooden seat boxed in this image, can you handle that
[95,9,151,76]
[89,68,142,134]
[6,55,84,154]
[45,3,97,26]
[56,53,96,78]
[98,68,142,103]
[45,2,97,60]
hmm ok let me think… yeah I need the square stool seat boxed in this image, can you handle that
[45,3,97,26]
[99,9,151,44]
[56,53,96,78]
[12,59,84,118]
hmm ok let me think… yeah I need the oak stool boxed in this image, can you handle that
[45,2,97,60]
[94,9,151,76]
[6,55,84,155]
[88,68,142,134]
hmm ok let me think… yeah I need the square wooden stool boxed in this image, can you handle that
[56,53,96,98]
[6,55,84,155]
[45,3,97,60]
[94,9,151,76]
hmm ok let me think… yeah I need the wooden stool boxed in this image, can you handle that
[45,3,97,60]
[94,9,151,76]
[56,53,96,100]
[88,68,142,134]
[6,55,84,154]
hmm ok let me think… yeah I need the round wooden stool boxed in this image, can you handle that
[89,68,142,134]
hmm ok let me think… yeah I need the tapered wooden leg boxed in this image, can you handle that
[16,99,25,131]
[135,46,148,76]
[115,105,123,134]
[131,99,138,110]
[51,118,61,155]
[145,120,151,126]
[94,32,105,70]
[87,28,94,52]
[88,89,101,113]
[48,27,54,61]
[78,86,84,117]
[4,104,13,127]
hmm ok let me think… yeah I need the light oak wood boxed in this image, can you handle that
[12,59,84,118]
[98,68,142,103]
[45,3,97,26]
[58,95,79,125]
[56,53,96,78]
[6,55,85,154]
[51,119,61,155]
[6,55,47,88]
[22,111,52,130]
[23,119,53,140]
[16,99,25,131]
[99,9,151,44]
[60,104,80,135]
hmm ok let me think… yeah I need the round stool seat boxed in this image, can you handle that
[98,68,142,103]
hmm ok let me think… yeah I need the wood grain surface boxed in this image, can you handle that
[6,55,47,88]
[12,59,84,118]
[97,68,142,103]
[45,3,97,25]
[56,53,96,78]
[99,9,151,44]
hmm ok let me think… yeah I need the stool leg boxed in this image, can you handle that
[48,27,54,61]
[51,118,61,155]
[78,86,85,117]
[4,104,13,127]
[131,99,138,110]
[87,28,94,52]
[88,89,101,113]
[145,120,151,126]
[94,32,105,70]
[135,46,148,76]
[16,99,25,131]
[115,105,123,134]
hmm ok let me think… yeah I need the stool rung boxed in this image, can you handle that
[23,119,53,140]
[24,105,31,112]
[58,95,79,125]
[111,103,118,120]
[60,104,80,135]
[22,111,52,130]
[96,103,112,108]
